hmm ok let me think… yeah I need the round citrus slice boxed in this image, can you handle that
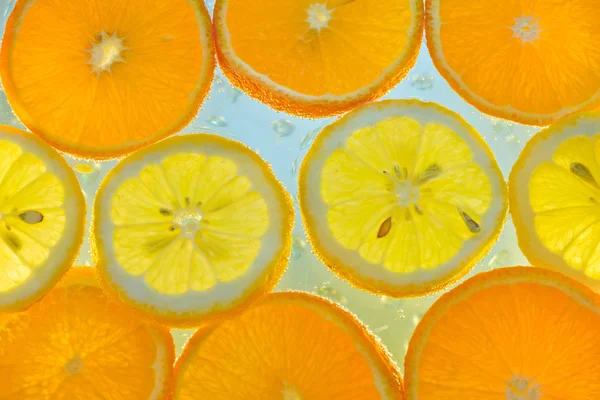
[0,267,175,400]
[173,291,403,399]
[0,0,215,159]
[93,134,294,327]
[299,100,508,297]
[426,0,600,125]
[404,266,600,399]
[510,111,600,290]
[213,0,423,117]
[0,125,85,313]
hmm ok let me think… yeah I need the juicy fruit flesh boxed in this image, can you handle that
[0,276,168,400]
[225,0,416,96]
[174,296,391,399]
[111,152,269,294]
[530,134,600,278]
[321,117,492,272]
[3,0,209,155]
[432,0,600,120]
[0,140,66,292]
[408,271,600,399]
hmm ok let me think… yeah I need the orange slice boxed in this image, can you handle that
[93,134,294,327]
[0,0,215,159]
[425,0,600,125]
[173,291,403,399]
[299,100,508,297]
[0,267,175,400]
[510,111,600,290]
[404,266,600,399]
[213,0,423,117]
[0,125,85,313]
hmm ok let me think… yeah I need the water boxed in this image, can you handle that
[0,0,533,368]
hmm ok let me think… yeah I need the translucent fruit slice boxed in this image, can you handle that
[299,100,508,297]
[404,267,600,399]
[0,125,85,312]
[0,0,214,159]
[426,0,600,125]
[173,291,403,399]
[93,134,294,327]
[213,0,423,117]
[0,267,175,400]
[510,111,600,290]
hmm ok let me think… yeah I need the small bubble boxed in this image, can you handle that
[271,119,295,138]
[410,73,434,90]
[380,296,389,304]
[291,158,299,177]
[374,325,389,333]
[396,308,406,320]
[487,249,514,269]
[313,282,347,304]
[74,163,97,174]
[300,129,319,150]
[74,162,101,184]
[226,87,242,103]
[290,235,307,259]
[207,115,227,127]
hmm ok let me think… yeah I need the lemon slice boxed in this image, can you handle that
[510,111,600,290]
[0,125,85,312]
[93,134,294,327]
[299,100,507,297]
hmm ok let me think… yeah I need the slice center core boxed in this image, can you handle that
[63,355,83,376]
[174,209,203,237]
[505,375,541,400]
[511,16,541,43]
[306,3,332,31]
[88,31,126,75]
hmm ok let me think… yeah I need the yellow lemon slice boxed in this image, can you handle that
[0,267,175,399]
[0,125,85,312]
[173,291,403,399]
[299,100,507,296]
[93,134,294,327]
[510,111,600,290]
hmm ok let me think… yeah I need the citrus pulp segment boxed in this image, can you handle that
[213,0,423,117]
[509,111,600,290]
[93,134,294,327]
[0,0,215,159]
[404,266,600,399]
[0,125,85,313]
[173,291,403,399]
[0,267,175,400]
[299,100,508,297]
[426,0,600,125]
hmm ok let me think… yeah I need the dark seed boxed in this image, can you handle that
[159,208,173,216]
[5,224,10,231]
[197,201,203,207]
[415,164,442,185]
[414,204,424,215]
[185,197,191,207]
[377,217,392,238]
[570,162,597,186]
[6,234,21,250]
[18,211,43,224]
[591,197,598,204]
[169,225,177,232]
[393,165,404,180]
[459,209,480,233]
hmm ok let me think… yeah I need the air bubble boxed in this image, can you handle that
[410,73,434,90]
[290,235,307,259]
[271,119,295,138]
[207,115,227,127]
